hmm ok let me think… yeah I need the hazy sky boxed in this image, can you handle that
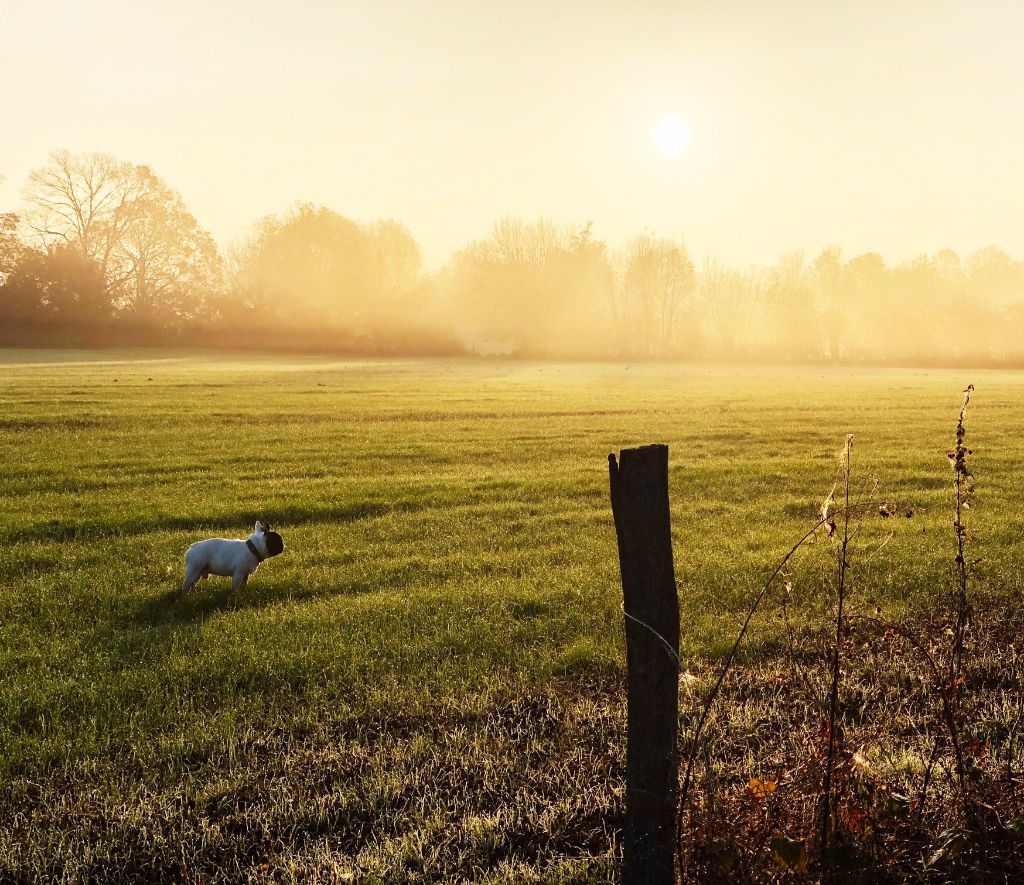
[3,0,1023,268]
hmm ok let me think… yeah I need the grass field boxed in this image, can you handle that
[2,350,1023,882]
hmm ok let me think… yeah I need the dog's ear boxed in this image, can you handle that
[254,521,264,534]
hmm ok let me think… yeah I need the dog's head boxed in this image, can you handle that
[254,521,285,557]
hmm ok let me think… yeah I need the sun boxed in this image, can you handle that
[653,115,691,157]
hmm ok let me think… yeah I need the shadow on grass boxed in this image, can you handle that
[131,584,239,626]
[127,575,375,628]
[2,500,413,545]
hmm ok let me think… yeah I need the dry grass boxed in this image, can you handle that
[680,602,1024,881]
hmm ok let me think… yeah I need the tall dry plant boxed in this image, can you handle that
[676,439,884,876]
[819,434,854,853]
[949,384,974,692]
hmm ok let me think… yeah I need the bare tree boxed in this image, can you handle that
[766,250,818,359]
[367,219,423,301]
[811,246,853,361]
[114,168,221,320]
[21,151,220,322]
[622,235,696,356]
[699,257,762,356]
[23,150,146,284]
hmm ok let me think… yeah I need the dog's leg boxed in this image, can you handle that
[232,572,248,593]
[181,566,201,595]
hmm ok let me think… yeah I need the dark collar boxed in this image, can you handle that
[246,539,265,563]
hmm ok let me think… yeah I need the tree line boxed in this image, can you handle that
[3,149,1024,364]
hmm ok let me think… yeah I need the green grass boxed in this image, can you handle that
[2,350,1023,881]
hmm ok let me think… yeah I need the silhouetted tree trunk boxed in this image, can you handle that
[608,444,680,885]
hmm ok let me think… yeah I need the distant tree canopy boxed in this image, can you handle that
[1,245,107,324]
[226,204,424,332]
[4,148,1024,362]
[617,235,697,357]
[0,209,25,279]
[449,218,613,355]
[5,150,221,330]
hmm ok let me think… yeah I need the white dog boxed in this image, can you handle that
[181,522,284,594]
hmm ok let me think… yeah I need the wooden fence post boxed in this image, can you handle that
[609,444,680,884]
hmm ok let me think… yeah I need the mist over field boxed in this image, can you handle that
[4,154,1024,364]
